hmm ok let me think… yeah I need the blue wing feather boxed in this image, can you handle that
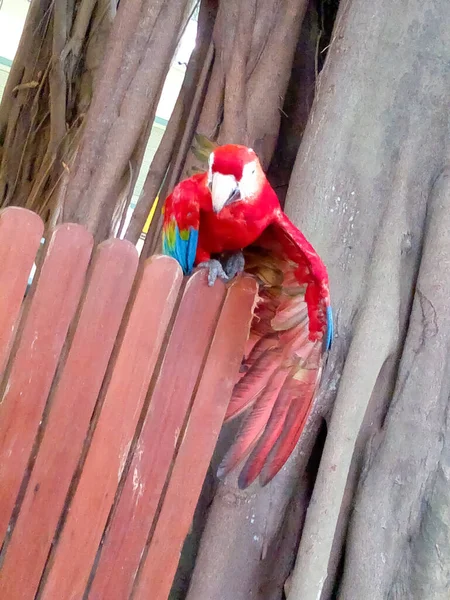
[162,222,198,276]
[325,305,333,350]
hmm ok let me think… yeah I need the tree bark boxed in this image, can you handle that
[339,170,450,600]
[124,0,217,246]
[282,1,450,598]
[60,0,193,243]
[0,0,117,222]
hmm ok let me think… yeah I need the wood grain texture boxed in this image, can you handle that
[87,270,227,600]
[0,208,43,378]
[0,224,93,544]
[40,255,183,600]
[0,239,138,600]
[134,276,258,600]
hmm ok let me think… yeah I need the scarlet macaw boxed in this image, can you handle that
[162,144,332,488]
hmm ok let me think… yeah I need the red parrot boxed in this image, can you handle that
[162,144,332,488]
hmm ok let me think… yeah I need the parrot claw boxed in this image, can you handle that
[224,250,245,279]
[197,259,230,287]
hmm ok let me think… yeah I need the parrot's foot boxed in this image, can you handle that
[223,251,245,279]
[197,259,230,287]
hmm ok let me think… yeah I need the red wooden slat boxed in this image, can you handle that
[85,272,225,600]
[40,255,183,600]
[133,276,258,600]
[0,239,138,600]
[87,270,227,600]
[0,224,93,543]
[0,208,43,377]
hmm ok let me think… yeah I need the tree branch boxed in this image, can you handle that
[49,0,68,155]
[61,0,192,243]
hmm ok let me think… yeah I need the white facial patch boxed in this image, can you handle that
[239,160,259,199]
[207,151,214,187]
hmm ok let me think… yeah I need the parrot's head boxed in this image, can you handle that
[207,144,265,213]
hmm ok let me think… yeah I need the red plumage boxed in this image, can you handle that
[162,144,332,488]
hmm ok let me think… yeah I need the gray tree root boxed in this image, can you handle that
[61,0,192,242]
[283,0,450,598]
[288,187,402,600]
[338,171,450,600]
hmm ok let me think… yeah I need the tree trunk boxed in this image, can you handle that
[60,0,194,243]
[0,0,116,223]
[124,0,217,246]
[283,0,450,598]
[0,0,194,239]
[266,0,319,207]
[185,0,310,173]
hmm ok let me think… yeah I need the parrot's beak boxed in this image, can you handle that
[211,172,240,213]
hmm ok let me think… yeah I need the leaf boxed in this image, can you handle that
[190,146,212,164]
[193,133,218,152]
[13,81,40,93]
[189,133,219,167]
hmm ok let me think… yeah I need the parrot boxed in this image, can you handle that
[162,143,333,489]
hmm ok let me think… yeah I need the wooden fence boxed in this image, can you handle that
[0,207,258,599]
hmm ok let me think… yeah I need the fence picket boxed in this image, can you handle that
[0,208,43,378]
[0,239,138,600]
[134,276,258,600]
[40,256,183,600]
[0,224,93,543]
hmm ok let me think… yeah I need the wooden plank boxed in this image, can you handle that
[40,255,183,600]
[133,276,258,600]
[0,208,43,378]
[87,270,227,600]
[0,239,138,600]
[0,224,93,544]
